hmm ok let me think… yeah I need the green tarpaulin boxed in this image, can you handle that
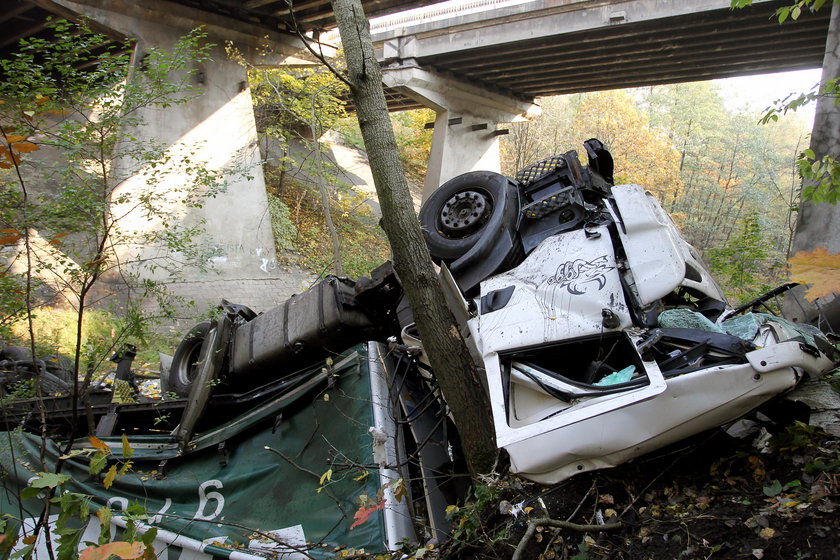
[0,345,403,559]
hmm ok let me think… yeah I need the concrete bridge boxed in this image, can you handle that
[369,0,833,196]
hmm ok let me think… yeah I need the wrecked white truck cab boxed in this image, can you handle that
[417,142,838,484]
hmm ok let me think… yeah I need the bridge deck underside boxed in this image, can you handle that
[380,2,831,111]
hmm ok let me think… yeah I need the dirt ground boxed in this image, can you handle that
[433,420,840,560]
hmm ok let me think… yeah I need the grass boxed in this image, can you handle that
[4,307,175,376]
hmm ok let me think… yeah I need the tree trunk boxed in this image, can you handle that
[330,0,498,476]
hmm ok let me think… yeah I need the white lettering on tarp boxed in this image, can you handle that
[150,498,173,524]
[194,480,224,521]
[107,496,129,511]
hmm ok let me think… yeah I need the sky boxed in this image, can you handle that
[705,69,820,125]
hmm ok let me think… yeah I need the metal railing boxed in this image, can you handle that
[369,0,535,33]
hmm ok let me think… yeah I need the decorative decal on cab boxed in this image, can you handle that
[548,256,616,295]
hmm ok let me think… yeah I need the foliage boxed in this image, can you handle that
[799,149,840,204]
[502,92,684,204]
[2,436,153,560]
[758,78,840,205]
[788,245,840,301]
[731,0,839,23]
[708,213,781,301]
[242,59,354,274]
[336,108,432,183]
[6,308,130,375]
[0,272,28,341]
[249,64,348,147]
[0,19,229,560]
[444,480,507,554]
[266,193,297,251]
[334,115,366,149]
[0,20,226,387]
[391,109,435,181]
[274,176,390,278]
[634,81,815,303]
[242,56,429,277]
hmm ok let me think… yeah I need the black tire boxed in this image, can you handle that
[169,322,211,397]
[42,354,74,384]
[1,345,31,362]
[419,171,519,263]
[39,371,71,395]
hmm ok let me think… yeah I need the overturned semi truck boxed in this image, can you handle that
[2,140,838,559]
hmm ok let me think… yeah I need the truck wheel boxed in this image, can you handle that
[419,171,519,262]
[43,354,74,383]
[169,322,210,397]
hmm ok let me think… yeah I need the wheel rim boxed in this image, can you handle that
[439,190,492,238]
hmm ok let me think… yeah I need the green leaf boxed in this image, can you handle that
[89,453,108,475]
[763,480,783,497]
[19,487,41,501]
[778,7,790,22]
[140,527,157,547]
[10,542,35,559]
[30,472,71,489]
[96,507,112,545]
[56,527,84,560]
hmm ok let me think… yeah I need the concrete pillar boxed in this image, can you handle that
[784,1,840,332]
[51,0,315,316]
[381,63,539,201]
[111,28,274,280]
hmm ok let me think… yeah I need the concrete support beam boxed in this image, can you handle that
[785,1,840,332]
[382,63,539,199]
[49,0,310,313]
[51,0,308,60]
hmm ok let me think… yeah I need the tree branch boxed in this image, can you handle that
[512,517,622,560]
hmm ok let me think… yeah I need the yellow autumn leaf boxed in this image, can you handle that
[12,141,39,154]
[319,468,333,485]
[759,527,776,539]
[88,435,110,453]
[122,433,134,458]
[788,246,840,301]
[80,541,143,560]
[353,470,369,482]
[0,228,22,245]
[96,506,111,526]
[393,478,407,503]
[103,464,117,489]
